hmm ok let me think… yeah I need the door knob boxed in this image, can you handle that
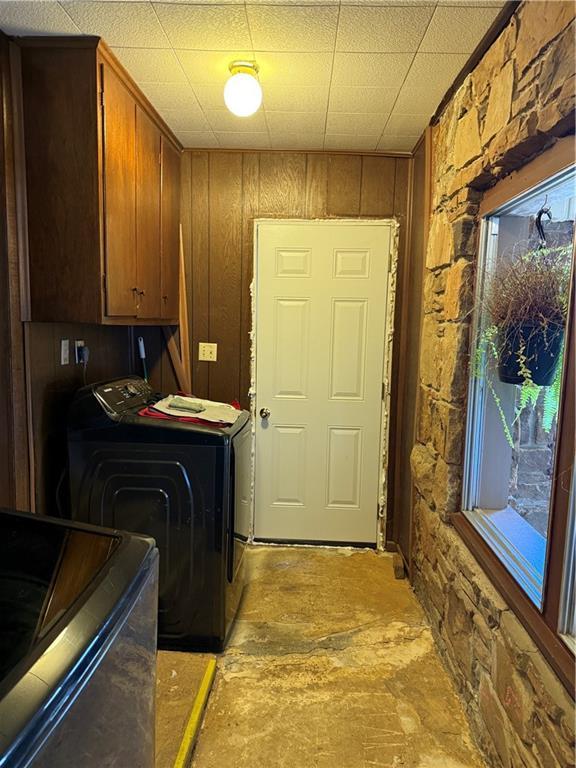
[259,408,270,419]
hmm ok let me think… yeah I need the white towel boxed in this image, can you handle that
[153,395,242,425]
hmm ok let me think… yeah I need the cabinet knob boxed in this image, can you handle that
[162,295,168,302]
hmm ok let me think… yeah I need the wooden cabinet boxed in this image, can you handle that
[102,62,137,318]
[160,137,181,320]
[19,38,181,324]
[135,104,162,320]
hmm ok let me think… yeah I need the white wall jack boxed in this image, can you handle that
[60,339,70,365]
[198,342,217,362]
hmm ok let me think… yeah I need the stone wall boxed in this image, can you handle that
[410,2,575,766]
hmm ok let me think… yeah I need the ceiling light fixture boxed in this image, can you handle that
[224,61,262,117]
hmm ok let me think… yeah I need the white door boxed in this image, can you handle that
[254,220,394,544]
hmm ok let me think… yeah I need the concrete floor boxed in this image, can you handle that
[156,651,214,768]
[191,545,486,768]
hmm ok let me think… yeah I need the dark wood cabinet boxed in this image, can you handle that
[102,61,137,318]
[135,104,162,320]
[19,37,181,324]
[161,137,181,320]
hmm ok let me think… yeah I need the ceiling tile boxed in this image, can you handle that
[257,52,333,87]
[156,107,210,132]
[266,112,326,133]
[393,52,468,112]
[246,5,338,52]
[336,5,435,53]
[215,132,271,149]
[62,2,170,47]
[138,81,201,112]
[159,0,244,4]
[326,112,388,135]
[176,131,219,148]
[341,0,436,4]
[421,5,502,53]
[247,0,338,5]
[194,84,228,111]
[270,133,325,150]
[437,0,504,5]
[329,85,398,114]
[176,50,253,85]
[324,134,380,151]
[332,53,413,89]
[112,47,187,83]
[207,109,267,133]
[377,134,420,152]
[0,1,80,35]
[153,3,252,50]
[383,113,429,135]
[264,86,329,112]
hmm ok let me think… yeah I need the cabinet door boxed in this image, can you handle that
[135,105,162,319]
[102,63,137,317]
[161,137,181,320]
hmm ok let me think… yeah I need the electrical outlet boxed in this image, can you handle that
[198,342,217,362]
[60,339,70,365]
[74,339,85,364]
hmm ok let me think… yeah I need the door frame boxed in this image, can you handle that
[250,218,399,551]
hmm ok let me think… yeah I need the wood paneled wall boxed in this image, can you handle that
[180,151,411,410]
[389,133,430,569]
[0,34,29,511]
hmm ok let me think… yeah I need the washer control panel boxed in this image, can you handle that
[94,377,153,414]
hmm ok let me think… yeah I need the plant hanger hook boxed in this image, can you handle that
[535,195,552,249]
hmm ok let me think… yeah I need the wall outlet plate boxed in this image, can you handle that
[60,339,69,365]
[74,339,85,364]
[198,342,217,362]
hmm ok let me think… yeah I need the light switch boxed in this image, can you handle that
[198,342,217,362]
[60,339,69,365]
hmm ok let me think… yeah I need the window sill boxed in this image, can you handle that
[463,506,546,608]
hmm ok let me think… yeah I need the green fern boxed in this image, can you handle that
[485,377,515,448]
[542,343,563,432]
[514,380,540,424]
[473,325,563,443]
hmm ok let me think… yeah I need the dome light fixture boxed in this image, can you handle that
[223,61,262,117]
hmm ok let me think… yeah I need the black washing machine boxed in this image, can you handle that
[67,376,251,652]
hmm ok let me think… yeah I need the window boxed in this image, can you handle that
[456,144,575,692]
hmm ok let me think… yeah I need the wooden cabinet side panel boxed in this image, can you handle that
[135,104,161,319]
[21,47,101,322]
[160,136,180,320]
[101,62,137,317]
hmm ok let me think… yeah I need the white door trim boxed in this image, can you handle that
[249,218,399,551]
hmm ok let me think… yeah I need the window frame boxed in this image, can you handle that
[453,138,576,697]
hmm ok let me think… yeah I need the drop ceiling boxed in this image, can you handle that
[0,1,506,153]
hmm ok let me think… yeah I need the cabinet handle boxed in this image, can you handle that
[162,295,168,302]
[132,287,143,311]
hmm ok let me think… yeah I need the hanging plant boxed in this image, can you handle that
[473,239,572,448]
[484,241,570,385]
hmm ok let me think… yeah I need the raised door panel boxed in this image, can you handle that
[135,106,162,319]
[273,298,310,399]
[271,425,307,507]
[160,137,180,320]
[102,63,137,317]
[326,427,362,508]
[329,299,368,400]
